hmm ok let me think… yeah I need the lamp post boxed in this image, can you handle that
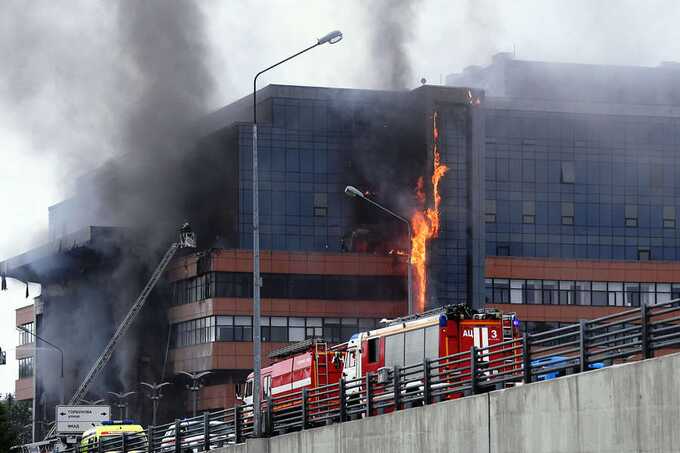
[79,398,106,405]
[252,29,342,437]
[344,185,414,315]
[140,382,171,427]
[177,371,211,417]
[107,391,136,419]
[16,325,64,405]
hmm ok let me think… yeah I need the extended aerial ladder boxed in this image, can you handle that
[45,224,196,439]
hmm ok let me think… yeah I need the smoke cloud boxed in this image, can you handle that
[366,0,421,90]
[0,0,217,413]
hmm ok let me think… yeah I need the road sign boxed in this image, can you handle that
[55,405,111,434]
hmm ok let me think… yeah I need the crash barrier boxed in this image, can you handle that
[61,298,680,452]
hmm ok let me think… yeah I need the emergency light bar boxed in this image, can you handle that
[101,419,136,425]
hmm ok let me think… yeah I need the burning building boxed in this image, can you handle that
[3,84,484,433]
[13,52,680,431]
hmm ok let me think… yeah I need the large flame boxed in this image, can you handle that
[410,112,448,313]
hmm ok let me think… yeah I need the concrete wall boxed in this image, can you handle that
[213,352,680,453]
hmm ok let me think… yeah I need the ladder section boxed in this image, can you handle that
[314,341,328,386]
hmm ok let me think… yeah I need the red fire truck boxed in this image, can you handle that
[342,304,521,399]
[241,339,343,407]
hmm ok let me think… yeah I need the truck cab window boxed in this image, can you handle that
[368,338,379,363]
[263,375,272,397]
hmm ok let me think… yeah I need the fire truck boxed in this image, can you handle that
[241,339,343,407]
[342,304,521,399]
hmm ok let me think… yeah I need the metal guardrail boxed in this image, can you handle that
[59,299,680,452]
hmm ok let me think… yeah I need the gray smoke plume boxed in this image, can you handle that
[0,0,217,414]
[366,0,420,90]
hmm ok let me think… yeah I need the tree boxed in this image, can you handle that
[0,396,16,451]
[0,394,32,449]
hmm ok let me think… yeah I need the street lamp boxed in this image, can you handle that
[177,371,211,417]
[140,382,171,427]
[107,391,136,419]
[344,185,414,315]
[251,29,342,437]
[16,325,64,405]
[79,398,106,405]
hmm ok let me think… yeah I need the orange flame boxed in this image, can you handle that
[388,249,408,256]
[410,112,448,313]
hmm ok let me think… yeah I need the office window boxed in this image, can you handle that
[262,316,287,342]
[542,281,558,305]
[485,199,497,223]
[561,161,575,184]
[289,317,305,342]
[313,192,328,217]
[496,245,509,256]
[524,280,542,304]
[561,202,574,225]
[18,322,34,345]
[324,318,342,342]
[216,316,234,341]
[625,283,640,307]
[559,281,575,305]
[18,357,33,379]
[305,318,323,339]
[592,282,607,306]
[664,206,676,229]
[493,279,510,303]
[625,205,638,227]
[574,282,591,306]
[608,283,624,307]
[510,280,523,304]
[523,201,535,224]
[234,316,253,341]
[638,248,651,261]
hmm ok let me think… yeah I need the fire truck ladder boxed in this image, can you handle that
[314,341,328,386]
[45,224,196,439]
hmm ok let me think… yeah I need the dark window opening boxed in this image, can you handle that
[496,246,510,256]
[561,202,574,225]
[368,338,379,363]
[561,161,575,184]
[485,199,496,223]
[664,206,676,229]
[638,248,651,261]
[313,193,328,217]
[523,201,535,224]
[625,205,638,227]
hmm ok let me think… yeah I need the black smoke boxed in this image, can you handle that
[366,0,420,90]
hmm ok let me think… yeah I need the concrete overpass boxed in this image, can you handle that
[215,351,680,453]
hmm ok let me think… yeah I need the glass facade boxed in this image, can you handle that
[429,101,485,308]
[171,272,406,305]
[170,315,379,347]
[237,97,354,252]
[485,110,680,261]
[486,278,680,307]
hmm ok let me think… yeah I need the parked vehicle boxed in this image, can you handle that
[342,304,522,405]
[159,420,230,452]
[241,339,343,407]
[79,420,146,453]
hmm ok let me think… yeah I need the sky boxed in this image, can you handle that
[1,0,680,395]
